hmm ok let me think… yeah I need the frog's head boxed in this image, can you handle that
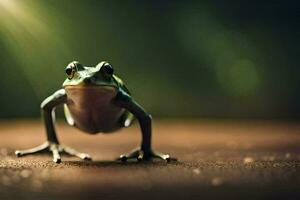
[62,61,118,88]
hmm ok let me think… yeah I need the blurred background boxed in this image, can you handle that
[0,0,299,119]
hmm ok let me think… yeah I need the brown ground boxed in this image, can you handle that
[0,119,299,200]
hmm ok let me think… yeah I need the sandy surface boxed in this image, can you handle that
[0,119,299,200]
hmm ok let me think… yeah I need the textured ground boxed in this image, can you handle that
[0,120,299,200]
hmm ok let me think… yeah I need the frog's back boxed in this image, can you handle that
[64,86,125,134]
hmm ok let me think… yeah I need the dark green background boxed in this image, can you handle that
[0,0,299,118]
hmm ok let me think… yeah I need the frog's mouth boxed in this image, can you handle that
[63,78,118,89]
[63,84,117,92]
[63,85,118,99]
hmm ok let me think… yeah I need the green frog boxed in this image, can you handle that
[15,61,171,163]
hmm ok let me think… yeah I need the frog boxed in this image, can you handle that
[15,61,171,163]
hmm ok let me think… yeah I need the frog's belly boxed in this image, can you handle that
[64,86,125,134]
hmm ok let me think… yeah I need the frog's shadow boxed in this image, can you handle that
[63,159,178,168]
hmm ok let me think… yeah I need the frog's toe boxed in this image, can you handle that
[62,146,92,161]
[53,157,61,163]
[118,149,173,162]
[119,154,128,162]
[152,151,171,162]
[50,144,62,163]
[117,148,140,162]
[15,150,22,157]
[137,150,144,162]
[80,153,92,160]
[15,142,92,163]
[14,142,49,157]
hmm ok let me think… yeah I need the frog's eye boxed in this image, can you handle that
[101,63,114,77]
[65,63,77,79]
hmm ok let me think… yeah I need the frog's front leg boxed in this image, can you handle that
[15,89,91,163]
[114,90,171,162]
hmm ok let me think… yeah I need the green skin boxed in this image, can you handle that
[15,61,170,163]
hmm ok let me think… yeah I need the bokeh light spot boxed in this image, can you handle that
[215,59,261,97]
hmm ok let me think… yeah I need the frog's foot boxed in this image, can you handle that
[118,148,171,162]
[15,141,91,163]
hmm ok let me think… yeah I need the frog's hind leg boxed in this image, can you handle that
[120,111,135,127]
[115,90,173,162]
[15,89,91,163]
